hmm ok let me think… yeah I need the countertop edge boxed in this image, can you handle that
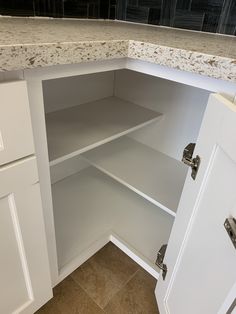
[0,39,235,82]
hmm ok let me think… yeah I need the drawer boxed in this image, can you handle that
[0,155,38,198]
[0,80,34,165]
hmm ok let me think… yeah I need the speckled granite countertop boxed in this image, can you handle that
[0,17,235,82]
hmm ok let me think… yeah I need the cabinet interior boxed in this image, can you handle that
[42,69,210,279]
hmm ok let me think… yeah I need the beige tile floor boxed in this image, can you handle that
[36,242,159,314]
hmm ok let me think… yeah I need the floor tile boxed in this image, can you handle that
[104,269,159,314]
[35,299,61,314]
[70,242,140,308]
[36,276,104,314]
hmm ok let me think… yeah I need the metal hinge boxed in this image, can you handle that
[224,217,236,249]
[155,244,168,280]
[182,143,201,180]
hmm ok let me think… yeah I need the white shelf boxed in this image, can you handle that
[82,137,188,217]
[46,97,161,166]
[52,167,173,271]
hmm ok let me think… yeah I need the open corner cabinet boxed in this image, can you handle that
[27,65,212,285]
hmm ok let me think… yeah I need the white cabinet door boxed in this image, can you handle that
[156,94,236,314]
[0,81,35,166]
[0,156,52,314]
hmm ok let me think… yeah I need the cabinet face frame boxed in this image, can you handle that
[23,58,236,286]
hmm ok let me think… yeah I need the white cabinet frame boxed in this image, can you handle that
[21,58,236,286]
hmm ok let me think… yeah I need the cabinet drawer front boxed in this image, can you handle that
[0,156,38,198]
[0,81,34,165]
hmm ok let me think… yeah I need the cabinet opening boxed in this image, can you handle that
[42,69,210,279]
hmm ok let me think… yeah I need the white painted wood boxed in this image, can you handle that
[0,157,52,314]
[24,58,236,98]
[218,282,236,314]
[50,155,89,184]
[57,231,160,286]
[57,232,110,286]
[110,233,159,279]
[125,59,236,98]
[24,59,127,81]
[52,167,117,270]
[43,71,114,113]
[23,58,236,290]
[0,70,24,82]
[156,94,236,314]
[0,156,38,197]
[52,167,173,275]
[115,69,209,160]
[1,195,32,314]
[0,81,34,166]
[46,96,162,165]
[83,137,187,216]
[25,77,59,286]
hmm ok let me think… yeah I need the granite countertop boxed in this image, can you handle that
[0,17,235,81]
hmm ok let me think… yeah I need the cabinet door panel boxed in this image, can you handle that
[1,194,32,314]
[156,94,236,314]
[0,158,52,314]
[0,81,34,166]
[167,148,236,314]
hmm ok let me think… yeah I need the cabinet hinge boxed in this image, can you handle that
[224,218,236,249]
[182,143,201,180]
[156,244,168,280]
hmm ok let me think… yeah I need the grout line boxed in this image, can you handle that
[70,268,140,312]
[107,268,140,309]
[65,242,154,312]
[68,245,141,311]
[119,268,140,290]
[69,274,106,312]
[103,268,141,310]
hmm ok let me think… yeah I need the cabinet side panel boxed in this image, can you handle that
[115,69,210,160]
[43,71,115,113]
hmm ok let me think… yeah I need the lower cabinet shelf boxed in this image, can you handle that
[82,137,188,217]
[52,167,174,276]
